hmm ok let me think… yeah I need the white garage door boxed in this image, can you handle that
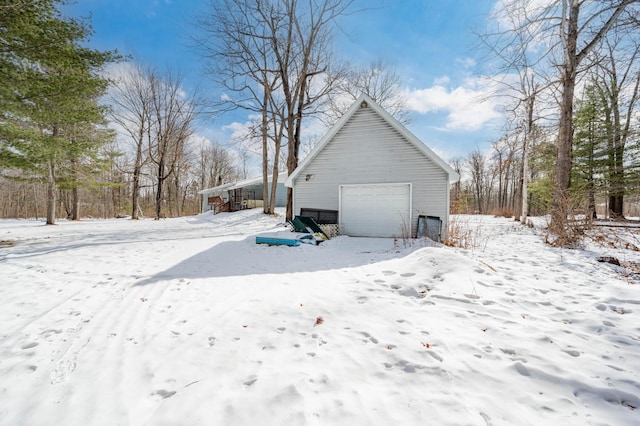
[340,184,411,237]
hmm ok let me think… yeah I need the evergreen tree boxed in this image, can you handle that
[572,86,608,219]
[526,140,556,216]
[0,0,119,224]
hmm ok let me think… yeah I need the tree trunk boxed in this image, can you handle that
[71,185,80,220]
[262,90,270,215]
[520,90,535,223]
[551,2,579,234]
[32,183,39,220]
[46,161,56,225]
[609,144,625,218]
[131,128,144,220]
[587,129,597,220]
[155,160,165,220]
[70,156,80,220]
[286,78,309,221]
[269,136,282,215]
[520,143,529,223]
[285,110,297,221]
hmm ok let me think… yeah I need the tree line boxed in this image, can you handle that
[464,0,640,244]
[0,0,249,222]
[1,0,404,223]
[2,0,639,241]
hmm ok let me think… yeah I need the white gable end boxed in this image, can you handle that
[288,95,456,239]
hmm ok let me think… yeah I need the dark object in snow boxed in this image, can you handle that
[597,256,620,266]
[417,215,442,242]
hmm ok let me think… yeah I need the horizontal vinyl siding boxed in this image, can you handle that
[294,106,450,238]
[243,182,286,207]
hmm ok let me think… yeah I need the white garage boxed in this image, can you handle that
[285,94,459,240]
[340,183,411,237]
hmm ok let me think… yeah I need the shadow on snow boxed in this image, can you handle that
[134,234,403,285]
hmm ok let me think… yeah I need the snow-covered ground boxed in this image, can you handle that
[0,210,639,425]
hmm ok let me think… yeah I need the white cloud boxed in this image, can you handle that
[187,134,215,151]
[433,75,450,85]
[456,58,476,69]
[102,61,136,80]
[223,120,255,143]
[404,78,502,132]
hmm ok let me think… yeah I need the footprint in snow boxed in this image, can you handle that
[399,287,423,298]
[40,329,63,339]
[396,360,424,374]
[562,349,580,357]
[359,331,378,344]
[153,389,176,399]
[21,342,39,350]
[514,362,530,377]
[50,358,77,384]
[243,377,258,388]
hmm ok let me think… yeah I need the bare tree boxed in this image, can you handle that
[196,0,286,214]
[270,0,355,220]
[64,123,114,220]
[489,0,639,241]
[109,65,154,219]
[467,149,490,214]
[325,59,408,125]
[197,143,238,190]
[449,156,465,212]
[480,2,552,223]
[197,0,354,220]
[491,135,519,213]
[147,71,197,220]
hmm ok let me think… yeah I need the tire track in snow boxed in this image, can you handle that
[33,274,176,425]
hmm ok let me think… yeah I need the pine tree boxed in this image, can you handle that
[0,0,119,224]
[572,86,608,219]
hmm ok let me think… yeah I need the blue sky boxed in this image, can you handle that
[63,0,503,163]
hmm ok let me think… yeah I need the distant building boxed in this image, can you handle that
[199,172,288,214]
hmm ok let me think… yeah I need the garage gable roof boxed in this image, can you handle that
[285,93,460,187]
